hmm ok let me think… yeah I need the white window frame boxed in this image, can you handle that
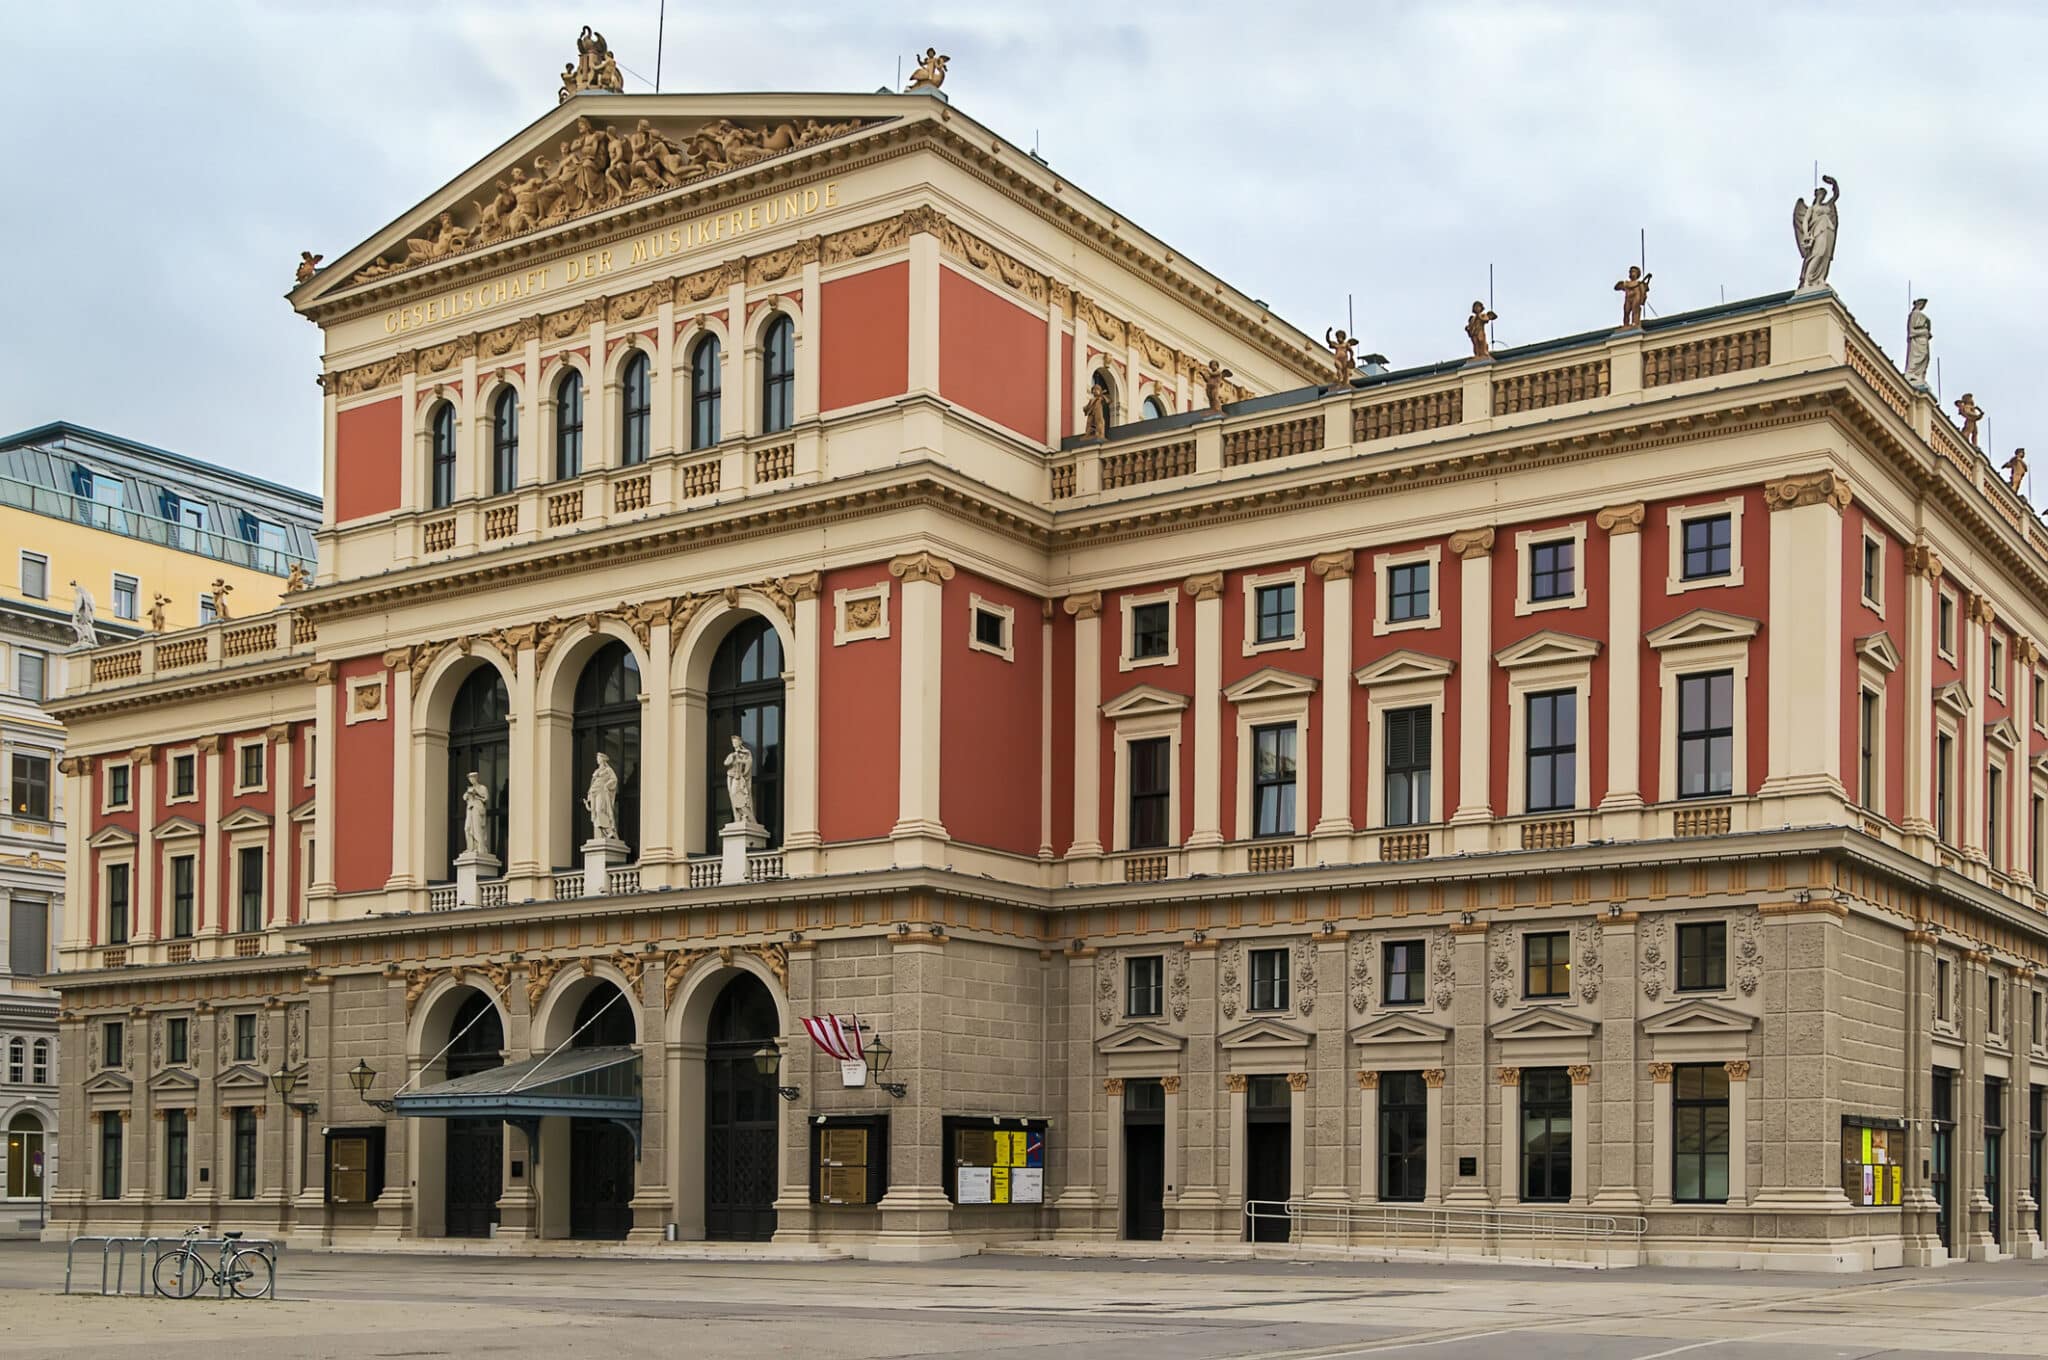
[304,732,317,786]
[232,738,268,794]
[1373,546,1443,637]
[111,572,140,621]
[1988,750,2012,874]
[165,747,199,805]
[1937,588,1957,661]
[2034,672,2047,736]
[1225,673,1315,842]
[832,582,891,645]
[1665,497,1746,595]
[101,757,134,814]
[98,849,137,946]
[1495,635,1598,815]
[1118,587,1180,672]
[1106,690,1188,852]
[227,828,269,934]
[1859,529,1885,616]
[1242,567,1307,656]
[1354,652,1454,829]
[1933,708,1962,844]
[1852,648,1889,815]
[966,593,1015,662]
[198,593,217,625]
[18,551,48,600]
[1647,613,1760,804]
[1990,634,2007,700]
[1514,523,1589,617]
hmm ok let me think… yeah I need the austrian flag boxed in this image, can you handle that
[802,1014,865,1061]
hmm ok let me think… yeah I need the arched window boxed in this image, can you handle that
[31,1039,47,1085]
[619,350,650,467]
[6,1109,43,1200]
[6,1038,21,1085]
[760,315,794,435]
[445,666,510,879]
[491,389,519,496]
[429,402,457,509]
[555,370,584,480]
[572,640,641,856]
[705,618,784,850]
[690,336,722,450]
[1141,395,1167,421]
[572,982,636,1048]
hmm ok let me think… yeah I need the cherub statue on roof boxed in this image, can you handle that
[1326,328,1360,386]
[907,47,949,91]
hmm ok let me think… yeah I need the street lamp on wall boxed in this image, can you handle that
[269,1065,318,1116]
[345,1058,395,1113]
[866,1037,906,1100]
[751,1040,802,1102]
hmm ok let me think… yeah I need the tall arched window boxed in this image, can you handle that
[690,336,722,450]
[491,389,519,496]
[619,350,650,466]
[429,402,457,509]
[760,315,794,435]
[571,640,641,856]
[705,617,784,849]
[555,370,584,480]
[445,666,510,878]
[1141,395,1167,421]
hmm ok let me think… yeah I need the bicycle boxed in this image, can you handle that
[151,1226,274,1300]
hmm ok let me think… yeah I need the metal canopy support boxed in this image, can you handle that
[394,1046,644,1163]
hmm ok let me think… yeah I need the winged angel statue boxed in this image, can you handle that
[1792,175,1840,291]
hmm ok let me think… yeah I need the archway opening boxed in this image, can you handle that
[568,980,636,1239]
[443,989,504,1237]
[5,1110,43,1200]
[445,667,510,879]
[704,617,784,849]
[571,640,642,859]
[705,972,779,1241]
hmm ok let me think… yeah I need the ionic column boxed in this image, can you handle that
[1496,1067,1520,1203]
[1185,572,1225,868]
[268,726,291,926]
[1311,552,1355,851]
[1357,1071,1380,1204]
[783,575,824,872]
[1042,289,1066,450]
[1962,594,1993,863]
[1448,528,1495,849]
[888,553,952,856]
[1065,593,1105,870]
[1760,472,1849,807]
[1568,1064,1592,1204]
[309,663,338,908]
[131,747,156,942]
[1902,544,1942,839]
[1423,1068,1446,1203]
[1596,504,1646,831]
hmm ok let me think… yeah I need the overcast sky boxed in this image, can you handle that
[5,2,2043,501]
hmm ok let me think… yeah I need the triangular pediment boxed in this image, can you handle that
[87,824,136,849]
[1218,1018,1315,1051]
[1641,998,1757,1036]
[1988,716,2021,751]
[220,806,273,832]
[1855,632,1901,673]
[1223,666,1318,703]
[1646,608,1761,651]
[1489,1005,1598,1042]
[152,816,203,842]
[291,798,317,824]
[1354,649,1456,687]
[1102,684,1191,719]
[1097,1023,1187,1056]
[217,1063,270,1092]
[83,1069,132,1096]
[148,1066,200,1095]
[1494,630,1602,669]
[1349,1012,1451,1047]
[1934,680,1974,717]
[301,93,903,301]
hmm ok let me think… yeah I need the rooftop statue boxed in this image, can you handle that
[147,593,170,634]
[285,562,310,593]
[210,579,233,621]
[560,26,625,103]
[1465,301,1497,360]
[1904,298,1932,387]
[1792,174,1840,292]
[1199,359,1233,413]
[1955,393,1984,447]
[2004,447,2028,493]
[1614,266,1653,329]
[1326,327,1360,386]
[907,47,950,92]
[295,251,322,284]
[1082,378,1113,439]
[68,581,97,648]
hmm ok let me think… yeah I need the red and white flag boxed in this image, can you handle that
[802,1014,864,1061]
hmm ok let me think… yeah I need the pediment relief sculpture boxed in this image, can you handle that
[350,113,872,286]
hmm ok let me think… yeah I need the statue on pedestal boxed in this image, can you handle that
[1082,378,1112,439]
[583,751,620,842]
[907,47,950,92]
[1904,298,1932,386]
[1465,301,1497,360]
[2004,448,2028,493]
[1614,266,1653,329]
[461,772,491,857]
[724,736,757,827]
[1198,359,1233,412]
[1955,393,1984,447]
[147,593,170,634]
[1792,175,1840,291]
[68,581,97,648]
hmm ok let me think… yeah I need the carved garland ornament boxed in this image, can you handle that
[1733,909,1763,997]
[1349,935,1374,1014]
[1575,920,1604,1004]
[1295,939,1318,1017]
[1168,948,1190,1022]
[1430,931,1455,1011]
[1639,916,1668,1001]
[1219,941,1243,1021]
[1095,950,1117,1027]
[1489,930,1513,1008]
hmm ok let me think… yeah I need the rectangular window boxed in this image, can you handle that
[100,1112,123,1200]
[1938,593,1955,655]
[1378,1070,1428,1202]
[1249,947,1289,1011]
[1523,931,1570,999]
[1127,737,1171,850]
[1387,561,1430,623]
[237,845,265,933]
[1676,671,1735,799]
[1520,1067,1573,1203]
[1989,766,2005,869]
[112,574,138,620]
[1681,514,1733,580]
[238,742,266,791]
[2034,795,2045,884]
[1936,733,1954,843]
[167,1016,189,1066]
[1992,638,2007,697]
[234,1013,257,1063]
[16,648,45,703]
[164,1110,189,1201]
[8,898,47,977]
[1254,583,1296,644]
[1528,539,1575,602]
[1937,957,1952,1022]
[1989,975,2003,1036]
[10,753,50,820]
[199,594,217,625]
[106,763,131,810]
[1382,939,1426,1005]
[232,1108,258,1200]
[972,606,1008,652]
[1858,688,1879,809]
[1383,706,1432,828]
[19,551,47,600]
[1862,536,1881,605]
[1125,955,1163,1018]
[2037,674,2047,721]
[1987,1077,2007,1245]
[1677,921,1727,992]
[105,862,130,946]
[170,856,195,939]
[171,752,197,800]
[1672,1064,1731,1204]
[1250,723,1297,838]
[1932,1067,1955,1248]
[1130,601,1170,660]
[102,1021,123,1069]
[1525,689,1577,813]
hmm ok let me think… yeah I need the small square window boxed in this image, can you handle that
[102,1021,123,1069]
[1677,922,1727,992]
[112,574,139,621]
[1382,939,1426,1005]
[16,649,46,703]
[1523,931,1570,999]
[106,763,131,810]
[1681,515,1733,580]
[1253,583,1296,644]
[167,1017,189,1066]
[1388,562,1431,623]
[1249,947,1290,1011]
[973,607,1007,652]
[1126,955,1163,1018]
[1130,601,1170,660]
[10,753,51,821]
[19,552,48,600]
[234,1014,257,1063]
[171,752,197,800]
[238,742,266,791]
[1529,540,1575,602]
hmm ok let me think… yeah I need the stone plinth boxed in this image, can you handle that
[454,849,500,908]
[582,836,629,897]
[720,820,767,886]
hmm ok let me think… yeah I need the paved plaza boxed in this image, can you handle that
[1,1241,2045,1359]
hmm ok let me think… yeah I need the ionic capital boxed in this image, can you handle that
[1310,550,1356,582]
[1183,571,1224,602]
[1764,469,1853,512]
[1062,591,1103,621]
[1596,502,1646,535]
[888,552,955,586]
[1448,527,1495,560]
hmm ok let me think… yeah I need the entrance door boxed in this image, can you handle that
[1244,1075,1292,1242]
[442,991,503,1237]
[1123,1106,1166,1242]
[569,1119,634,1239]
[705,974,780,1241]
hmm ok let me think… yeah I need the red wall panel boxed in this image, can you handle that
[1098,585,1195,846]
[334,397,402,523]
[1490,517,1611,814]
[333,658,394,894]
[938,268,1048,443]
[940,572,1044,854]
[1219,562,1321,840]
[819,263,909,412]
[818,566,902,841]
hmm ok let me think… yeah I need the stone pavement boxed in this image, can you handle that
[2,1239,2045,1358]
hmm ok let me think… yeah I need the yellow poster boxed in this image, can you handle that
[992,1166,1011,1204]
[1890,1165,1903,1205]
[1860,1129,1873,1162]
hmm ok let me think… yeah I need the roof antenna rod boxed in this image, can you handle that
[1488,262,1496,349]
[654,0,666,93]
[1347,291,1355,338]
[1640,227,1658,319]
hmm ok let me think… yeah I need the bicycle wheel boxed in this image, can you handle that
[227,1249,273,1299]
[152,1249,207,1299]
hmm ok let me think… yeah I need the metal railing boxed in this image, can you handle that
[64,1233,282,1298]
[1241,1199,1647,1268]
[0,475,311,578]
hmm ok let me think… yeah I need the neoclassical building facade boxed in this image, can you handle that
[41,50,2048,1269]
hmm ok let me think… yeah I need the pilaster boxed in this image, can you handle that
[1902,543,1941,840]
[1445,924,1489,1204]
[1052,947,1105,1237]
[1596,503,1646,835]
[1185,572,1225,869]
[1065,594,1105,873]
[1591,911,1642,1209]
[888,553,951,858]
[1759,471,1849,813]
[1448,528,1495,848]
[782,577,823,874]
[1310,553,1355,850]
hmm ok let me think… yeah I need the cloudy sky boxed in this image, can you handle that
[5,2,2042,499]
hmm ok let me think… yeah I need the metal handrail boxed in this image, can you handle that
[1241,1199,1648,1268]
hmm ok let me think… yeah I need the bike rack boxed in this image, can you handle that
[64,1235,282,1299]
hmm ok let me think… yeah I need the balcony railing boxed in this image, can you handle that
[0,474,312,578]
[81,610,314,693]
